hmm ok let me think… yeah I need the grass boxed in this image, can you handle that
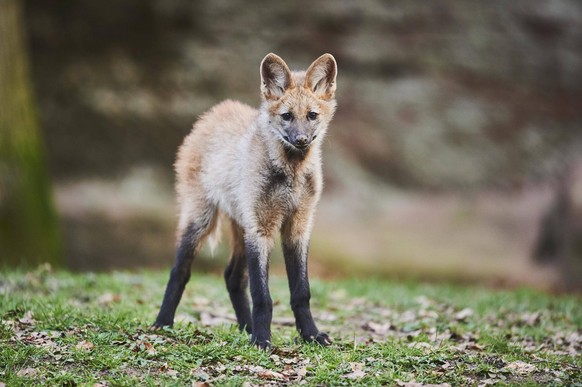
[0,265,580,386]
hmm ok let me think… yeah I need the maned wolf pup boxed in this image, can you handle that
[153,53,337,349]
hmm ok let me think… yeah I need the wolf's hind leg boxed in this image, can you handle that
[224,220,252,333]
[153,206,218,328]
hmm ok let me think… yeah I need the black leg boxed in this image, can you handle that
[246,240,272,349]
[282,240,332,346]
[224,253,252,333]
[153,223,199,328]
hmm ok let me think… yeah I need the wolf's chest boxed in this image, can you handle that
[259,168,303,211]
[251,167,311,234]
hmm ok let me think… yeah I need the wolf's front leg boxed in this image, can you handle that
[246,237,273,349]
[282,222,332,346]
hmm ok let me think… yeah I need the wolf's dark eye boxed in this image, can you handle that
[281,112,293,121]
[307,111,319,120]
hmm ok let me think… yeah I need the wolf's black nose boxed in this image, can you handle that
[294,135,309,147]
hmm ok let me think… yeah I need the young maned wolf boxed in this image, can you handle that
[153,53,338,349]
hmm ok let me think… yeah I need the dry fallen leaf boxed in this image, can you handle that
[282,356,299,365]
[415,296,435,308]
[190,367,210,380]
[396,380,451,387]
[454,308,474,322]
[192,296,210,307]
[519,312,541,326]
[131,338,158,355]
[269,354,281,365]
[147,341,157,354]
[318,311,338,321]
[504,361,536,375]
[344,370,366,379]
[18,311,35,326]
[362,321,392,335]
[256,369,286,380]
[174,313,197,325]
[97,293,121,305]
[295,366,308,378]
[344,362,366,379]
[199,311,234,327]
[16,368,39,377]
[76,340,95,351]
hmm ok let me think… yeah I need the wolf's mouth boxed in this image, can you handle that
[282,135,310,150]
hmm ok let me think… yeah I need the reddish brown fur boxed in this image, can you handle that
[156,53,338,348]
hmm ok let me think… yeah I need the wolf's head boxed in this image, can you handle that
[260,53,337,152]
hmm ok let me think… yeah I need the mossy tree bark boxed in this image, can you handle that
[532,165,582,291]
[0,0,63,267]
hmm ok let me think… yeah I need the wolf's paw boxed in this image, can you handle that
[150,320,172,331]
[250,336,272,351]
[304,331,333,346]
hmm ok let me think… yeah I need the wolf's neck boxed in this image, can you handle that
[259,125,318,176]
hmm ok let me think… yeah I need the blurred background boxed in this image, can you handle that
[1,0,581,291]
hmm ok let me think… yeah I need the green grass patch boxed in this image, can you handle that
[1,265,580,385]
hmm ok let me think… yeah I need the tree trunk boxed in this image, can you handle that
[532,164,582,290]
[0,0,63,267]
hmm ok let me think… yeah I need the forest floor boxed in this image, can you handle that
[1,265,580,386]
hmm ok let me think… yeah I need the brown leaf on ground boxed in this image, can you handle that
[192,296,210,307]
[131,338,157,355]
[190,368,210,381]
[454,308,474,322]
[362,321,392,335]
[256,369,286,380]
[143,341,157,355]
[18,311,35,326]
[477,379,499,387]
[344,369,366,379]
[16,368,39,377]
[344,362,366,379]
[519,311,541,326]
[396,380,451,387]
[76,340,95,351]
[272,317,295,326]
[199,311,235,327]
[295,366,308,378]
[504,360,536,375]
[97,293,121,305]
[159,362,178,377]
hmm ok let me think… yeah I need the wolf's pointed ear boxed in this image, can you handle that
[260,53,293,100]
[305,53,337,100]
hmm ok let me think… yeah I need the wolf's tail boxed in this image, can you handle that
[205,213,223,256]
